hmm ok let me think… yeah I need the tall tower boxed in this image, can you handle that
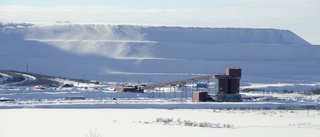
[214,68,242,102]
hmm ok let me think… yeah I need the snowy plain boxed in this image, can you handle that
[1,109,320,137]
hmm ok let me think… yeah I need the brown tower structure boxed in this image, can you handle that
[214,68,242,102]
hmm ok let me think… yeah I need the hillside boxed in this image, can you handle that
[0,23,319,87]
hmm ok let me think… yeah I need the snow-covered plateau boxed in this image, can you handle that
[1,22,319,85]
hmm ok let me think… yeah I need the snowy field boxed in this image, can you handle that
[1,85,320,137]
[1,109,320,137]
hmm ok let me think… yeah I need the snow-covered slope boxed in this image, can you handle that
[0,73,10,83]
[141,26,311,45]
[0,23,319,86]
[1,23,310,44]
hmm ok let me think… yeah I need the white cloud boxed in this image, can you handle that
[0,1,319,44]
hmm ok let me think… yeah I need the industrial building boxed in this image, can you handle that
[212,68,242,102]
[115,68,242,102]
[114,85,144,93]
[191,68,242,102]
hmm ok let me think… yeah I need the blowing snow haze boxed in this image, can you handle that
[0,22,319,84]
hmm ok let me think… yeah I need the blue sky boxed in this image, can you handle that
[1,0,319,44]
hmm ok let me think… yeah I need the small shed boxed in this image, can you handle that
[192,91,208,102]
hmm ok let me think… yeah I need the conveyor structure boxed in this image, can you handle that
[115,68,242,102]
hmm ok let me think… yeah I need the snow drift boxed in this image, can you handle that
[0,22,319,84]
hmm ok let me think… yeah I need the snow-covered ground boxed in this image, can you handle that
[0,84,319,109]
[0,73,319,109]
[1,109,319,137]
[0,73,10,83]
[1,85,319,137]
[1,22,320,136]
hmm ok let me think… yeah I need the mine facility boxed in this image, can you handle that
[115,68,242,102]
[114,85,145,93]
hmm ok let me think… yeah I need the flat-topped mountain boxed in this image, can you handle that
[0,23,318,83]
